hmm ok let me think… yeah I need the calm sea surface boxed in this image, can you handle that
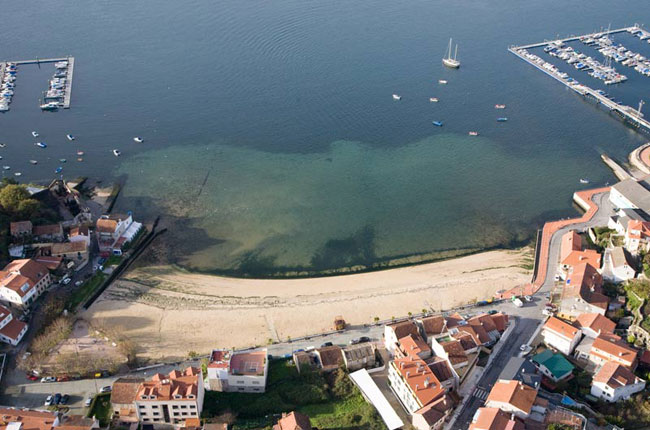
[1,0,649,275]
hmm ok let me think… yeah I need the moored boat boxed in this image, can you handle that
[29,160,38,165]
[133,137,144,143]
[468,131,479,136]
[59,158,67,163]
[494,104,506,109]
[35,142,47,148]
[113,149,121,157]
[66,134,75,141]
[32,131,39,137]
[392,94,401,101]
[76,151,84,156]
[580,178,590,184]
[497,117,508,122]
[429,97,439,102]
[432,121,443,127]
[438,79,448,84]
[442,38,461,68]
[55,167,63,174]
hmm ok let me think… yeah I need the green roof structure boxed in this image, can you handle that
[532,350,574,380]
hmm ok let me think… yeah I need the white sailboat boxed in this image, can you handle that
[442,38,460,69]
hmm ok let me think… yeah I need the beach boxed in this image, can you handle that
[83,248,532,360]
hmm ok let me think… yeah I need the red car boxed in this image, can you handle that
[27,375,39,381]
[57,376,70,382]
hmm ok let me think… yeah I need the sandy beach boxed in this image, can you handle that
[83,248,532,360]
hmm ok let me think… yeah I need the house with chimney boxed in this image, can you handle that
[206,348,268,393]
[469,407,525,430]
[111,377,145,425]
[273,412,312,430]
[574,313,616,339]
[384,320,420,354]
[541,317,582,355]
[602,247,636,283]
[416,315,449,346]
[411,394,454,430]
[398,334,433,360]
[591,361,646,402]
[342,342,376,371]
[0,408,98,430]
[588,334,638,370]
[558,263,609,319]
[624,219,650,255]
[388,355,446,413]
[134,367,204,427]
[0,259,52,308]
[484,379,539,420]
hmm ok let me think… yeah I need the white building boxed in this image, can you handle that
[541,317,582,355]
[485,379,537,420]
[591,361,645,402]
[610,178,650,212]
[601,247,636,284]
[134,367,204,427]
[0,304,27,345]
[0,259,52,308]
[411,394,453,430]
[96,213,143,256]
[388,356,446,414]
[206,348,268,393]
[384,321,420,354]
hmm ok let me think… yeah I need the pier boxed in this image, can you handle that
[508,29,650,134]
[1,56,75,110]
[513,27,632,50]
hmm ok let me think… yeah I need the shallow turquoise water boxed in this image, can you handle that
[0,0,648,273]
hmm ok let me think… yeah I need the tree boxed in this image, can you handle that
[0,184,41,219]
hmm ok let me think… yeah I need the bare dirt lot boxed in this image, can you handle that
[83,249,532,360]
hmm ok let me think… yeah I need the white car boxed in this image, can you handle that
[44,395,54,406]
[524,295,532,302]
[519,344,528,351]
[84,397,93,407]
[61,278,71,285]
[41,376,56,383]
[74,280,83,287]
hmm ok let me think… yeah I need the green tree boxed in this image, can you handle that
[0,184,41,219]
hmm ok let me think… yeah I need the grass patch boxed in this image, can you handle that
[202,359,384,429]
[87,393,112,427]
[104,255,123,266]
[67,272,106,310]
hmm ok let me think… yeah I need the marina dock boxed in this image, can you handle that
[63,57,74,108]
[513,27,631,50]
[508,28,650,134]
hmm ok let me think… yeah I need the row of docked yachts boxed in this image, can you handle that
[545,41,627,85]
[0,63,17,112]
[581,32,650,78]
[40,61,69,111]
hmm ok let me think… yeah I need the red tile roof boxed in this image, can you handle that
[399,334,431,358]
[0,317,26,341]
[420,315,447,336]
[392,356,446,407]
[414,394,453,426]
[543,317,580,340]
[574,313,616,335]
[273,412,312,430]
[388,320,420,339]
[439,340,469,366]
[562,250,602,270]
[486,379,537,415]
[136,367,200,401]
[469,407,525,430]
[593,361,643,389]
[591,335,638,368]
[564,263,607,309]
[560,231,582,262]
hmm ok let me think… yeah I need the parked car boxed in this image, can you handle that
[74,280,83,287]
[44,395,54,406]
[349,338,360,345]
[100,385,112,393]
[524,295,532,302]
[487,310,498,315]
[321,342,333,347]
[84,397,93,407]
[40,377,56,383]
[60,394,69,405]
[519,344,528,351]
[358,336,371,343]
[27,375,39,381]
[57,376,70,382]
[53,393,62,405]
[61,277,71,285]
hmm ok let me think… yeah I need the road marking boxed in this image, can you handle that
[473,387,488,400]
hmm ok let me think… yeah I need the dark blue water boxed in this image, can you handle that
[1,0,649,274]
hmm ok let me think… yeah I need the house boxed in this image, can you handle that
[574,313,616,339]
[559,263,609,319]
[0,408,98,430]
[69,225,91,246]
[412,394,453,430]
[591,361,645,402]
[293,350,316,374]
[273,412,312,430]
[589,334,638,370]
[467,313,502,345]
[426,356,459,392]
[399,334,432,360]
[541,317,582,355]
[314,345,343,372]
[50,241,90,270]
[384,320,420,354]
[531,350,574,382]
[610,178,650,213]
[32,223,65,241]
[111,377,145,424]
[468,407,525,430]
[342,342,376,371]
[0,259,52,307]
[388,355,445,413]
[560,230,601,275]
[206,348,268,393]
[96,213,143,256]
[609,207,648,235]
[484,379,537,419]
[434,339,469,370]
[10,220,33,238]
[0,303,28,345]
[134,367,204,427]
[417,315,449,345]
[454,332,479,354]
[625,220,650,255]
[602,247,636,283]
[560,231,582,262]
[498,356,542,390]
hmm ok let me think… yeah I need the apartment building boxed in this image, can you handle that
[206,348,268,393]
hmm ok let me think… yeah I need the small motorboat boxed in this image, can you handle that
[494,104,506,109]
[76,151,84,156]
[35,142,47,148]
[113,149,121,157]
[14,172,21,177]
[438,79,448,84]
[432,121,443,127]
[31,131,39,137]
[59,158,67,163]
[66,134,75,141]
[429,97,439,102]
[580,178,590,184]
[2,166,10,170]
[55,167,63,174]
[497,117,508,122]
[77,158,83,162]
[468,131,479,136]
[133,137,144,143]
[0,143,6,148]
[29,160,38,165]
[392,94,401,101]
